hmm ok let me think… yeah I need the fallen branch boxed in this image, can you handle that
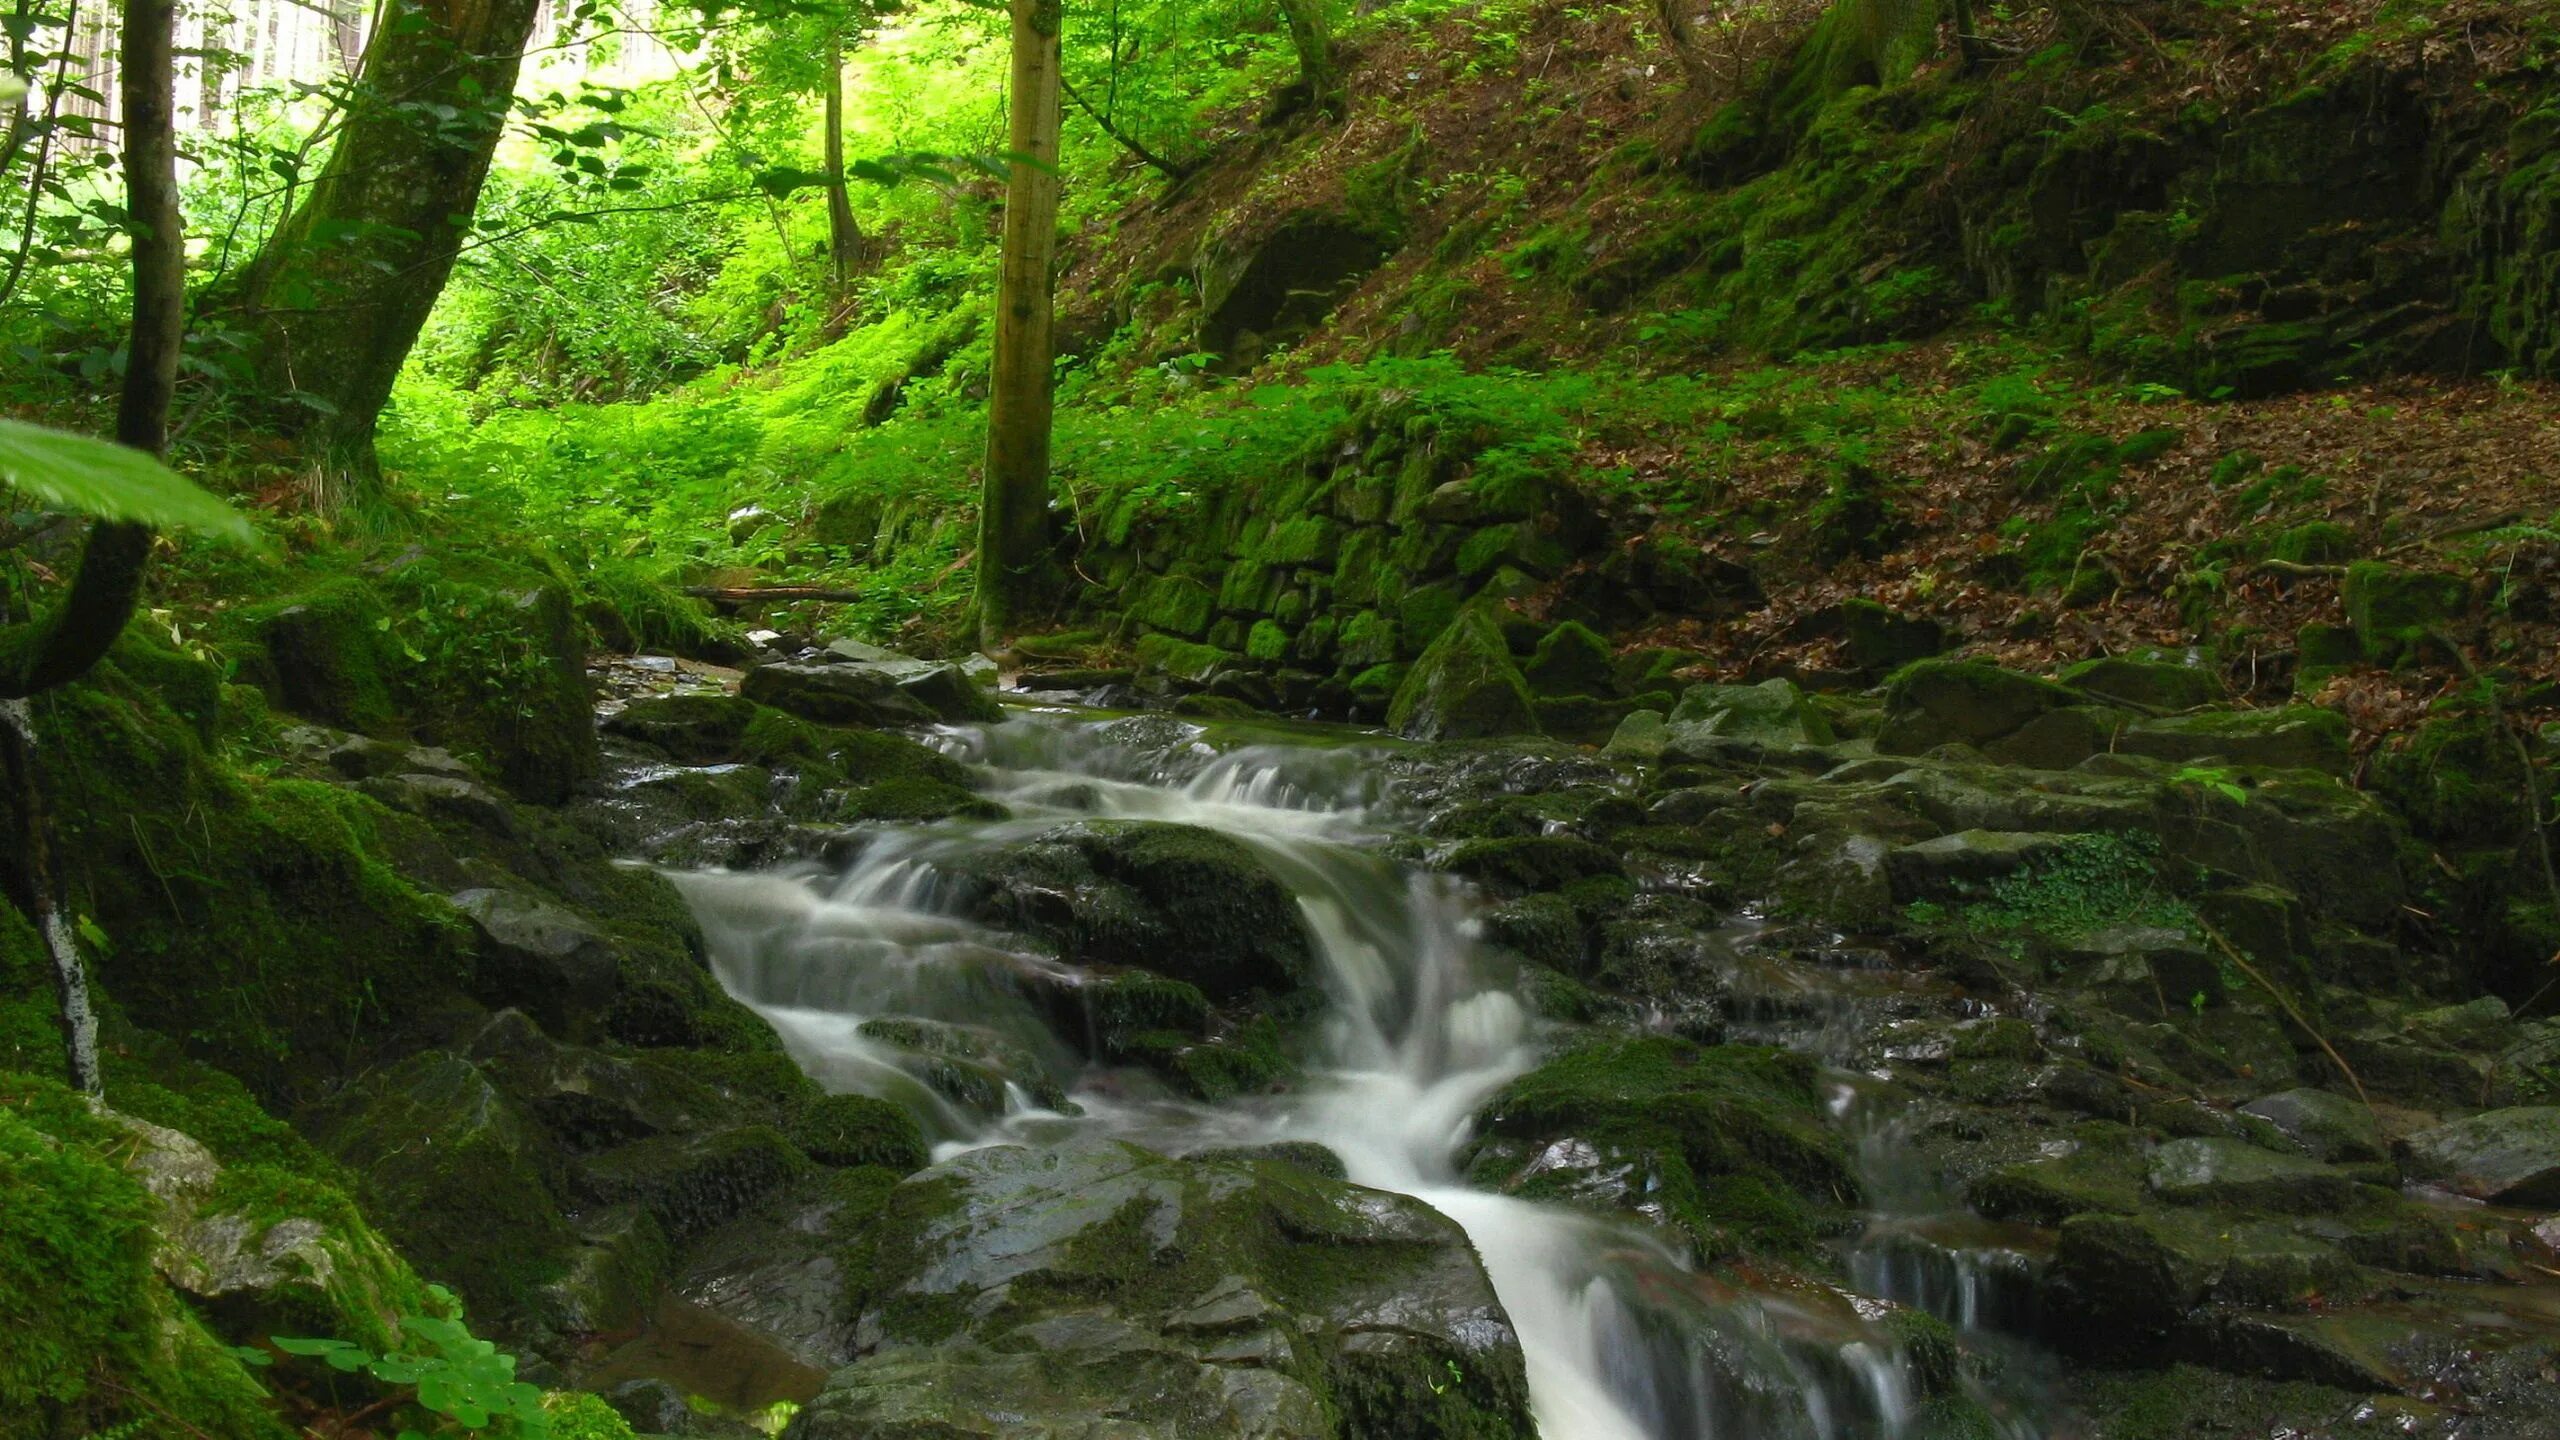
[2197,916,2370,1110]
[684,585,865,604]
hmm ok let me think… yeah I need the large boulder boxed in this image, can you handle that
[943,821,1314,1000]
[1467,1036,1856,1256]
[1663,678,1835,755]
[2398,1108,2560,1205]
[1874,660,2084,759]
[743,659,1000,728]
[304,1051,577,1325]
[794,1141,1533,1440]
[1387,607,1540,742]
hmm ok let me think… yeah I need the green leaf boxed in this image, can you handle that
[0,419,257,545]
[366,1355,427,1384]
[270,1336,355,1357]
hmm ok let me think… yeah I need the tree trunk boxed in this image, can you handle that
[230,0,544,507]
[1648,0,1717,95]
[1275,0,1343,119]
[1949,0,1982,72]
[0,0,186,1100]
[823,28,861,297]
[975,0,1064,652]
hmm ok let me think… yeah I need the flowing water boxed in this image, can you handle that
[669,705,2059,1440]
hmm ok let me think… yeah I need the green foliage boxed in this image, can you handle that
[267,1287,550,1437]
[0,419,257,544]
[1913,833,2197,960]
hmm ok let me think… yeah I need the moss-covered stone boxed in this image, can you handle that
[807,1141,1534,1438]
[1473,1036,1856,1256]
[2343,562,2469,665]
[1521,621,1616,699]
[1387,606,1541,741]
[2061,654,2226,712]
[0,1089,287,1440]
[945,821,1314,1000]
[786,1094,930,1171]
[1876,659,2080,755]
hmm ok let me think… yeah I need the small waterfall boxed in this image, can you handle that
[671,706,2052,1438]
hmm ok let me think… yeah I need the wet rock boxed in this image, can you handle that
[1968,1125,2150,1225]
[673,1169,904,1372]
[2240,1089,2386,1164]
[797,1141,1533,1439]
[1471,1035,1855,1254]
[603,694,759,763]
[742,659,998,728]
[1387,606,1541,741]
[782,1093,929,1171]
[2398,1108,2560,1205]
[606,1378,696,1435]
[452,888,622,1041]
[2146,1137,2360,1211]
[305,1050,577,1325]
[578,1127,812,1245]
[942,820,1314,1000]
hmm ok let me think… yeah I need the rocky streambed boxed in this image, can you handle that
[43,633,2557,1440]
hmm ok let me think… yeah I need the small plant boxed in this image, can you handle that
[2171,765,2247,805]
[257,1287,551,1437]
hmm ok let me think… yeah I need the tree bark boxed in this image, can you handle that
[822,27,861,296]
[1648,0,1717,95]
[1275,0,1343,119]
[0,0,186,1100]
[975,0,1064,651]
[228,0,543,507]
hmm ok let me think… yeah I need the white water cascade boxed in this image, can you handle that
[670,707,2047,1440]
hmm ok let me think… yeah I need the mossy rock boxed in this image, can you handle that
[785,1094,929,1172]
[30,650,481,1100]
[1434,835,1626,895]
[1840,598,1949,676]
[305,1051,579,1324]
[942,821,1314,1000]
[1521,620,1617,699]
[2061,653,2226,712]
[0,1088,289,1440]
[2368,708,2534,845]
[1473,1036,1856,1255]
[1666,678,1837,748]
[602,693,758,762]
[806,1141,1534,1439]
[1876,659,2080,755]
[2342,562,2469,665]
[1387,606,1541,742]
[836,775,1007,823]
[578,1125,812,1245]
[2117,706,2350,774]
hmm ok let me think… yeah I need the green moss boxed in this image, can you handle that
[32,659,476,1101]
[544,1390,642,1440]
[788,1093,929,1171]
[2342,562,2468,665]
[0,1084,288,1440]
[1480,1036,1855,1255]
[840,775,1007,823]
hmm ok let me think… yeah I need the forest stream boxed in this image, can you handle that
[664,698,2062,1439]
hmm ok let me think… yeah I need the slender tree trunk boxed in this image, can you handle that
[1274,0,1343,119]
[228,0,543,509]
[822,28,860,297]
[975,0,1064,651]
[0,0,185,1099]
[1949,0,1982,72]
